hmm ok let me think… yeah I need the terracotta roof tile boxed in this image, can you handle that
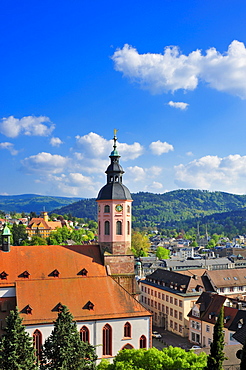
[16,276,150,325]
[0,245,106,285]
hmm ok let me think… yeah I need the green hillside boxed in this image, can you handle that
[0,194,81,213]
[51,189,246,228]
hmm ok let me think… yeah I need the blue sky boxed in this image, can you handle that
[1,0,246,197]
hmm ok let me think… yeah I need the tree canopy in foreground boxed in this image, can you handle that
[96,347,207,370]
[0,308,37,370]
[41,305,97,370]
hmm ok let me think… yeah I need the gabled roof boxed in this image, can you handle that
[0,245,106,285]
[16,276,150,325]
[203,268,246,288]
[188,292,238,328]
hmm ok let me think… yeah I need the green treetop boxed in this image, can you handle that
[41,305,97,370]
[205,306,226,370]
[0,308,38,370]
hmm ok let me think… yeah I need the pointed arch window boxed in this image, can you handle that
[80,326,90,343]
[103,324,112,356]
[33,329,42,360]
[122,343,133,350]
[124,322,131,338]
[98,221,100,235]
[105,221,110,235]
[116,221,122,235]
[104,205,110,213]
[139,335,147,349]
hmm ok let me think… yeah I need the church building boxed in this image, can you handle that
[0,133,151,361]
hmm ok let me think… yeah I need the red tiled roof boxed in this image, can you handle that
[16,276,150,325]
[0,245,106,285]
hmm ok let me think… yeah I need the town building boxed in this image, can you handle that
[188,291,246,347]
[139,268,206,337]
[26,211,66,239]
[0,132,151,361]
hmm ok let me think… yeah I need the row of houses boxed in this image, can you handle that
[139,267,246,344]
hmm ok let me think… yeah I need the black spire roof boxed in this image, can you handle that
[96,131,132,201]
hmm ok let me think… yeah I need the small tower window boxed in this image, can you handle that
[116,221,122,235]
[104,205,110,213]
[127,205,130,213]
[127,221,130,235]
[105,221,110,235]
[98,221,100,235]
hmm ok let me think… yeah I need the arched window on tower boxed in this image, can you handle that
[139,335,147,349]
[104,205,110,213]
[80,326,90,343]
[98,221,100,235]
[127,205,130,213]
[33,329,42,360]
[116,221,122,235]
[105,221,110,235]
[124,322,131,338]
[103,324,112,356]
[127,221,130,235]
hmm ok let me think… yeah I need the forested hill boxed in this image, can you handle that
[0,194,81,213]
[51,189,246,227]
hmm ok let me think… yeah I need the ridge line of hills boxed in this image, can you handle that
[2,190,246,236]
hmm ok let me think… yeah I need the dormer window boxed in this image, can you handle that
[238,319,244,328]
[52,269,60,278]
[57,303,63,312]
[26,305,32,315]
[0,271,8,280]
[81,268,88,276]
[83,301,94,310]
[21,270,30,278]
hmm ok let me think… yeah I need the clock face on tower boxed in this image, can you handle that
[115,204,123,212]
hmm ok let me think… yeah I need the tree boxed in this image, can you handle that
[0,308,38,370]
[131,231,150,257]
[41,305,97,370]
[156,246,170,260]
[96,347,207,370]
[205,307,226,370]
[27,235,47,245]
[12,223,28,245]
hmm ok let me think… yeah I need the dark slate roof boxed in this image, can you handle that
[229,310,246,332]
[96,182,132,200]
[232,324,246,345]
[146,268,191,293]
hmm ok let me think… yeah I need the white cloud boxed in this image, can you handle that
[186,151,194,156]
[0,116,54,138]
[150,181,163,190]
[75,132,143,160]
[21,152,69,174]
[168,101,189,110]
[0,142,18,155]
[44,172,100,197]
[112,40,246,99]
[127,165,162,182]
[127,166,146,181]
[174,154,246,193]
[50,137,63,147]
[149,140,174,155]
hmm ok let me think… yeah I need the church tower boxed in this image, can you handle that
[96,131,136,295]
